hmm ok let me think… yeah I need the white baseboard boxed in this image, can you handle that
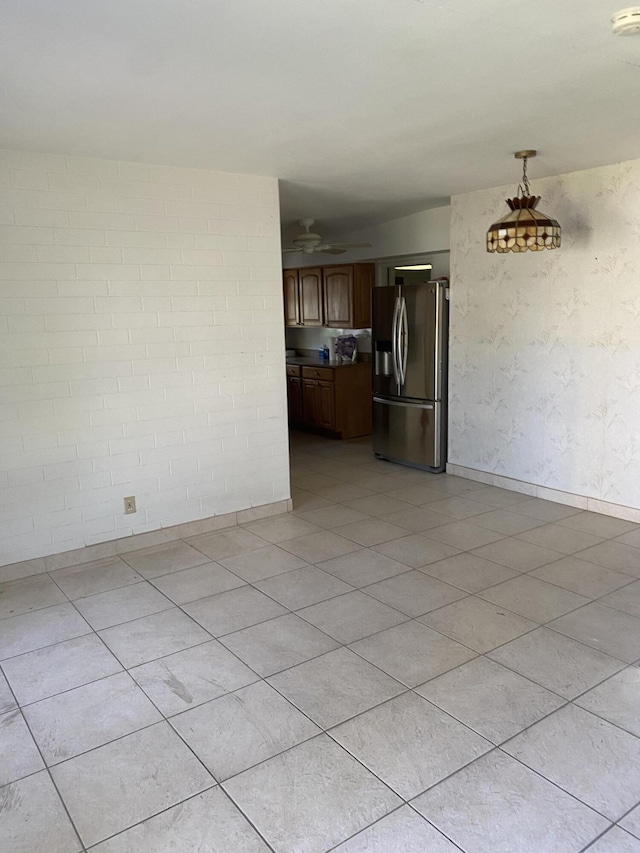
[447,463,640,523]
[0,497,293,584]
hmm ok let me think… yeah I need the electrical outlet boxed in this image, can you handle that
[124,496,136,514]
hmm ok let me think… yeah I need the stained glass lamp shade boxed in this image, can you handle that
[487,151,561,253]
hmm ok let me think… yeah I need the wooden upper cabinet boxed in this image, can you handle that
[283,269,299,326]
[323,266,353,327]
[283,262,373,329]
[323,263,374,328]
[352,263,375,328]
[299,268,323,326]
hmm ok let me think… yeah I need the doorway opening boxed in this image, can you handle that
[376,250,450,287]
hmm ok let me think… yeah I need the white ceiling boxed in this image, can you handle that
[2,0,640,235]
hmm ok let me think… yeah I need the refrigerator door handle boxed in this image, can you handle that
[399,296,408,387]
[391,296,402,388]
[373,396,434,410]
[433,283,442,400]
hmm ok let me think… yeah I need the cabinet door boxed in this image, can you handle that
[302,379,319,425]
[299,268,323,326]
[287,376,303,422]
[352,263,374,329]
[283,269,299,326]
[323,266,354,327]
[316,381,336,430]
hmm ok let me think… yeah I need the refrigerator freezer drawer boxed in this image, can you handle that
[373,397,444,473]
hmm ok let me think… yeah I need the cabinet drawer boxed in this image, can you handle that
[302,366,334,382]
[286,364,301,377]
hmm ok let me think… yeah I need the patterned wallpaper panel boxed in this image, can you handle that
[449,158,640,509]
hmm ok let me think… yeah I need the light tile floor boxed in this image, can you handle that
[2,431,640,851]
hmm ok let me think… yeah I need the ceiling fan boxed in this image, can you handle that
[283,219,372,255]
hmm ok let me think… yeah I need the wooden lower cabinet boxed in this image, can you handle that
[287,376,303,422]
[286,363,371,439]
[301,379,335,431]
[316,381,335,430]
[300,379,320,427]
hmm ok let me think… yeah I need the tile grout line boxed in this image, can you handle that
[294,467,640,540]
[46,544,550,846]
[3,446,640,850]
[237,632,639,850]
[78,785,278,853]
[7,685,89,853]
[3,580,278,850]
[2,556,635,714]
[324,801,468,853]
[2,552,636,709]
[2,491,639,618]
[241,446,633,824]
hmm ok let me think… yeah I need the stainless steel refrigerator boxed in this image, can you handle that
[372,280,448,472]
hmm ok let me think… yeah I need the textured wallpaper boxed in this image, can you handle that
[449,157,640,510]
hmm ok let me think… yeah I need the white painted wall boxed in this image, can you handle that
[0,149,289,566]
[449,157,640,513]
[283,205,451,268]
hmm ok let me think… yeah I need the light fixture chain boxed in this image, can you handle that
[521,156,531,197]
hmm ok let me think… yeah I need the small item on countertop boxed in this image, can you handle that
[336,335,358,363]
[356,329,371,354]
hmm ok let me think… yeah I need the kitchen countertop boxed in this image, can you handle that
[286,357,363,368]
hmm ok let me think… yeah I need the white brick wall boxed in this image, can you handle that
[0,149,289,566]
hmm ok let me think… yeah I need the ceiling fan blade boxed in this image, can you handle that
[325,242,373,249]
[316,247,347,255]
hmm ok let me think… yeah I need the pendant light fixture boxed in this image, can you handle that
[611,7,640,35]
[486,150,561,253]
